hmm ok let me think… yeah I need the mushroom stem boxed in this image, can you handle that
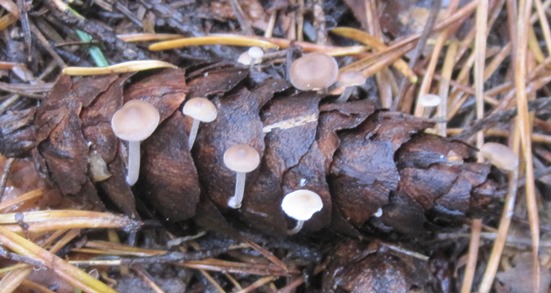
[126,141,141,186]
[249,58,257,70]
[228,172,246,209]
[287,220,304,235]
[188,119,201,149]
[336,87,353,103]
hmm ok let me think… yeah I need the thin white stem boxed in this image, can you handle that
[126,141,141,186]
[228,172,246,209]
[249,58,257,70]
[287,220,304,235]
[336,87,353,102]
[188,119,200,150]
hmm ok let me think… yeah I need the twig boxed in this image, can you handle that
[478,160,519,292]
[451,97,551,141]
[16,0,31,60]
[513,1,540,291]
[474,0,488,157]
[392,0,442,111]
[121,247,230,265]
[0,157,15,203]
[132,266,166,293]
[460,218,481,293]
[227,0,254,35]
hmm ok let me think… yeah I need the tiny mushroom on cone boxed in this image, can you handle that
[237,46,264,68]
[479,142,519,172]
[182,97,218,149]
[416,94,442,117]
[111,100,160,186]
[335,71,367,102]
[418,94,442,108]
[247,46,264,69]
[281,189,323,234]
[223,144,261,209]
[289,52,339,92]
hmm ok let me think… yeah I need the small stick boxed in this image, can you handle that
[0,158,15,202]
[460,218,482,293]
[227,0,253,35]
[437,41,458,136]
[478,160,519,292]
[393,0,442,111]
[474,0,488,159]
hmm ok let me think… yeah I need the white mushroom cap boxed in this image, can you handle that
[418,94,442,107]
[289,52,339,91]
[238,52,253,65]
[281,189,323,221]
[182,97,218,122]
[330,70,367,95]
[223,144,261,173]
[248,46,264,59]
[339,71,366,87]
[479,142,519,172]
[111,100,160,142]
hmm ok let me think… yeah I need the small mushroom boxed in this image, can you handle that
[416,94,442,117]
[289,52,339,92]
[182,97,218,149]
[237,46,264,69]
[281,189,323,234]
[223,144,261,209]
[479,142,519,172]
[247,46,264,69]
[335,71,367,102]
[111,100,160,186]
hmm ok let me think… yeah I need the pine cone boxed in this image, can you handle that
[0,65,504,236]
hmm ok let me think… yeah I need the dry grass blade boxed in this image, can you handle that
[149,35,279,50]
[237,276,276,293]
[474,0,489,156]
[74,240,166,256]
[180,259,295,276]
[241,238,288,272]
[461,219,482,293]
[437,41,458,136]
[342,42,417,82]
[0,229,79,293]
[0,225,116,293]
[117,33,185,42]
[258,36,368,56]
[413,0,460,118]
[513,0,541,291]
[331,27,416,82]
[0,188,45,212]
[63,60,178,75]
[0,210,140,233]
[479,157,519,292]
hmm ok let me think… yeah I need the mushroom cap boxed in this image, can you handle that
[111,100,160,142]
[289,52,339,91]
[281,189,323,221]
[418,94,442,107]
[223,144,261,173]
[182,97,218,122]
[479,142,519,172]
[248,46,264,59]
[339,71,367,87]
